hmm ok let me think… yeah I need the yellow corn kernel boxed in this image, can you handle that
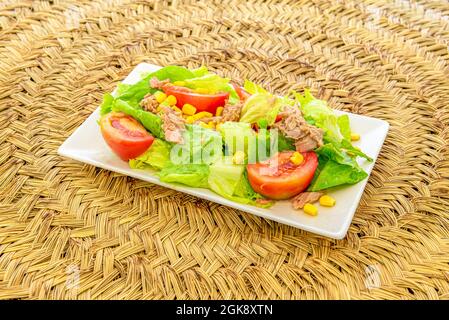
[290,152,304,165]
[185,116,195,124]
[215,123,222,131]
[154,91,167,104]
[172,81,186,86]
[165,95,177,106]
[192,111,213,121]
[207,121,215,129]
[195,88,209,94]
[199,122,209,129]
[233,151,245,164]
[303,203,318,216]
[215,106,224,117]
[351,133,360,141]
[319,195,336,207]
[182,103,197,116]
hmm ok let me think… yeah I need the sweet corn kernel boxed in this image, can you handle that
[319,195,336,207]
[172,81,186,86]
[195,88,209,94]
[215,106,224,117]
[351,133,360,141]
[233,151,246,164]
[303,203,318,216]
[215,123,222,131]
[290,152,304,165]
[207,121,215,129]
[154,91,167,104]
[199,122,209,129]
[182,103,197,116]
[185,116,195,124]
[165,95,177,106]
[192,111,213,121]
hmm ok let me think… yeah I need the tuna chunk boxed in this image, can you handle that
[221,100,243,122]
[272,106,323,152]
[140,93,159,113]
[162,107,185,144]
[291,192,323,209]
[150,77,170,90]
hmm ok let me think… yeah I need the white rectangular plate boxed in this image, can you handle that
[58,63,389,239]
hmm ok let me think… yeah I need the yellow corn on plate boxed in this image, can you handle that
[154,91,167,103]
[192,111,213,120]
[185,116,195,124]
[172,81,186,86]
[182,103,197,116]
[215,106,224,116]
[303,203,318,216]
[199,122,212,129]
[319,195,336,207]
[351,133,360,141]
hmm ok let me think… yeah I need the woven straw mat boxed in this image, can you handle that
[0,0,448,300]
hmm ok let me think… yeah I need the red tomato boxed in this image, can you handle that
[162,85,229,114]
[246,151,318,200]
[100,112,154,161]
[232,84,251,101]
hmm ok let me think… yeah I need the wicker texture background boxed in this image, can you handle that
[0,0,448,300]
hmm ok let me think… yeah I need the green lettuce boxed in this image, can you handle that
[308,156,368,191]
[111,99,163,139]
[239,93,280,125]
[337,114,351,141]
[158,164,209,188]
[243,79,267,94]
[129,139,171,171]
[191,66,209,77]
[100,93,114,115]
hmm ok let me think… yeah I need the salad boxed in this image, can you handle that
[99,65,372,215]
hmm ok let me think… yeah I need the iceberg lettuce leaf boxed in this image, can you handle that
[208,157,271,207]
[239,93,280,125]
[158,164,209,188]
[243,79,267,94]
[129,139,171,171]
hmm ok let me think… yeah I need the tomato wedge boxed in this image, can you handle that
[246,151,318,200]
[100,112,154,161]
[162,85,229,114]
[232,84,251,101]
